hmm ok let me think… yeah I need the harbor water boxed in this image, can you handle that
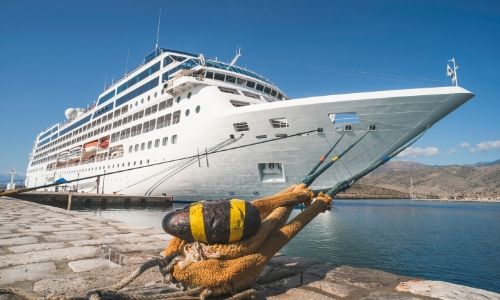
[78,199,500,293]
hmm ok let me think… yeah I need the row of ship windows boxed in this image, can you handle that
[207,71,284,100]
[50,159,152,175]
[44,133,179,172]
[110,110,183,143]
[31,102,195,167]
[36,87,168,154]
[34,93,179,159]
[128,135,177,153]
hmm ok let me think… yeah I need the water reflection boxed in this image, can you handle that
[76,199,500,293]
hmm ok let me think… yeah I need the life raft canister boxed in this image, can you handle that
[162,199,261,244]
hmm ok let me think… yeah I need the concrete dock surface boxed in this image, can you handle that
[1,197,499,299]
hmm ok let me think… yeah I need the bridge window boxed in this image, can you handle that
[214,73,225,81]
[256,84,264,91]
[246,81,256,88]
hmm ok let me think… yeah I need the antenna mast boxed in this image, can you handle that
[230,47,242,66]
[155,8,162,50]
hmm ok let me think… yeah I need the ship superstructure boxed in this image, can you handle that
[25,48,473,200]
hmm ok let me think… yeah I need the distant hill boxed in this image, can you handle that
[354,160,500,200]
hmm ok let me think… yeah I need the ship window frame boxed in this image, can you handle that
[242,91,260,99]
[233,122,250,132]
[218,87,240,95]
[214,73,225,81]
[269,118,290,128]
[225,75,236,83]
[328,112,360,125]
[230,100,250,107]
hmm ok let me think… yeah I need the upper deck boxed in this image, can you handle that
[34,48,287,149]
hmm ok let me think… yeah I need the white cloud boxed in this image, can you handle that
[476,140,500,152]
[460,142,470,148]
[446,148,457,154]
[398,146,439,158]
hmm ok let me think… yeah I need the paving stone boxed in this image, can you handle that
[149,234,171,241]
[0,246,100,268]
[68,258,119,273]
[0,262,56,285]
[324,265,407,289]
[360,290,424,300]
[396,280,500,300]
[70,235,159,247]
[33,277,89,294]
[20,225,59,232]
[268,286,333,300]
[0,236,39,246]
[8,242,67,254]
[44,234,92,242]
[108,241,165,253]
[307,279,358,298]
[0,232,42,239]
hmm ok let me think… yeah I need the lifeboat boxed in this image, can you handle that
[84,140,98,153]
[99,137,110,149]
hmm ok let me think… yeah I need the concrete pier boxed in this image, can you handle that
[11,191,174,210]
[1,197,499,299]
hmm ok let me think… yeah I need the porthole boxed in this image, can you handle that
[185,109,190,117]
[195,105,200,113]
[147,95,151,101]
[141,99,144,104]
[154,92,158,98]
[187,92,192,99]
[176,96,181,103]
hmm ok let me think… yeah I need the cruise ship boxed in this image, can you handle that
[25,48,474,200]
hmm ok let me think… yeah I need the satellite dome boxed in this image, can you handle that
[65,108,77,120]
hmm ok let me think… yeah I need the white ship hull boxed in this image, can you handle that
[26,79,473,200]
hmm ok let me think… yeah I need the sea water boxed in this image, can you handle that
[79,199,500,293]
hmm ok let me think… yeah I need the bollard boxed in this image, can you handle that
[67,192,72,210]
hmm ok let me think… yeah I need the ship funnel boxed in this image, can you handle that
[230,47,242,66]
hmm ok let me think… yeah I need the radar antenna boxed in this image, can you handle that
[230,47,242,66]
[446,57,459,86]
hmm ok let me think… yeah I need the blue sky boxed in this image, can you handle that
[0,0,499,177]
